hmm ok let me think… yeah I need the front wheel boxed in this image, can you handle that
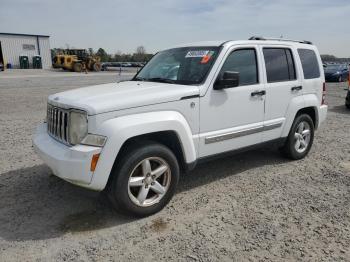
[92,63,101,72]
[280,114,314,160]
[108,142,179,217]
[73,63,82,72]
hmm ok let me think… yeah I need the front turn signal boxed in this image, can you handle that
[90,154,100,172]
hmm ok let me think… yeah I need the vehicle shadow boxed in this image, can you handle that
[0,165,134,241]
[178,147,287,193]
[0,147,288,241]
[329,105,349,115]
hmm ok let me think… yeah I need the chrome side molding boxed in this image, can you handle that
[205,122,283,144]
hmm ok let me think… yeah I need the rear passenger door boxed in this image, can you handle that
[261,46,302,142]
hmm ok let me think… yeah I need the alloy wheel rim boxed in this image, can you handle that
[127,157,171,207]
[294,121,311,154]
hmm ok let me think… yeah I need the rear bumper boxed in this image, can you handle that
[33,124,102,189]
[318,105,328,128]
[346,90,350,106]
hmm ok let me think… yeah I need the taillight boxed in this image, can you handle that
[321,82,327,105]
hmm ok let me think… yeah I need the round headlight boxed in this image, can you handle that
[69,110,88,145]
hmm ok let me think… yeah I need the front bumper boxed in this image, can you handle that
[33,124,102,189]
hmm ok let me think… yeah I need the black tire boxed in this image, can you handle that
[346,103,350,109]
[73,63,82,72]
[280,114,314,160]
[92,63,101,72]
[108,141,179,217]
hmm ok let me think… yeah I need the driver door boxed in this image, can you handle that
[199,46,266,158]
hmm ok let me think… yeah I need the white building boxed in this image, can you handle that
[0,33,51,69]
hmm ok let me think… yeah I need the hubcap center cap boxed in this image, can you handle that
[145,176,153,185]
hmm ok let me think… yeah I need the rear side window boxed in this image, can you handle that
[298,49,320,79]
[263,48,296,83]
[220,49,258,86]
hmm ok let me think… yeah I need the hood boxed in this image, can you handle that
[48,81,199,115]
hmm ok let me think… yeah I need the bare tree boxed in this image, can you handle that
[134,46,146,62]
[136,46,146,55]
[88,48,94,56]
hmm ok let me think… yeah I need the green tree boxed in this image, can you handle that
[96,48,109,62]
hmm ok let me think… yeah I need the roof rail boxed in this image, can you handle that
[248,36,313,45]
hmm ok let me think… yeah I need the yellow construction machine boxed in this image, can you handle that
[53,49,101,72]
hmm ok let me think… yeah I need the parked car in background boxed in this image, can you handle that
[346,85,350,109]
[101,62,110,71]
[121,63,132,67]
[324,64,349,82]
[101,62,123,71]
[102,62,141,70]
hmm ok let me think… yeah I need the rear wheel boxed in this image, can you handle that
[73,63,82,72]
[280,114,314,160]
[108,142,179,217]
[92,63,101,72]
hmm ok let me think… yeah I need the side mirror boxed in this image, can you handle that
[214,71,240,90]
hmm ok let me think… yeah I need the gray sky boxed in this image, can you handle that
[1,0,349,56]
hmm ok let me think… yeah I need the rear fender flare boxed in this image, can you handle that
[282,94,319,137]
[281,95,305,137]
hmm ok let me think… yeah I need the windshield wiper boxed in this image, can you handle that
[132,76,147,81]
[147,78,176,84]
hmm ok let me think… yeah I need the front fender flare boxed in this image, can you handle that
[89,111,197,190]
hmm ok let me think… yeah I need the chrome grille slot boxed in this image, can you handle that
[47,104,70,145]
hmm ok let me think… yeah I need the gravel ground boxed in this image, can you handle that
[0,70,349,261]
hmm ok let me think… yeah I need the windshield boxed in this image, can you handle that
[133,46,221,85]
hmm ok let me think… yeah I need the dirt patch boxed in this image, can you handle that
[149,218,169,233]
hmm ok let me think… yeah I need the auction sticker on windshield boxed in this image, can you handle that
[185,50,210,58]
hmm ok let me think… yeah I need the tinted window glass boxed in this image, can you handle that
[220,49,258,86]
[263,48,296,83]
[298,49,320,79]
[286,49,296,80]
[135,46,220,85]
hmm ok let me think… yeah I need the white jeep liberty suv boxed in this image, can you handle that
[34,37,328,216]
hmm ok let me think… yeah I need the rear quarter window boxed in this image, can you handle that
[298,49,320,79]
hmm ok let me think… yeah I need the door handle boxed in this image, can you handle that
[251,90,266,97]
[291,86,303,91]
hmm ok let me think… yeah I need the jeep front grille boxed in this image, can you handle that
[47,104,70,145]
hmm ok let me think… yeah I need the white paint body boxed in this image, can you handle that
[33,40,328,190]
